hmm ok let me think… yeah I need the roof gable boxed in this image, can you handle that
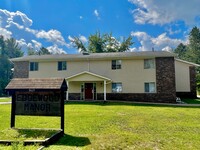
[66,71,111,82]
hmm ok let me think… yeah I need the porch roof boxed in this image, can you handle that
[66,71,112,82]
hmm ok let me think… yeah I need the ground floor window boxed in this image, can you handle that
[145,82,156,93]
[112,83,122,93]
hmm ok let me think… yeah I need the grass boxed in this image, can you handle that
[0,102,200,149]
[182,98,200,104]
[0,97,11,102]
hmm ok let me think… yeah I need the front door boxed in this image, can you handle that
[85,83,93,100]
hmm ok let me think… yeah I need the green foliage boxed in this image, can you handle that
[28,47,51,55]
[0,36,23,96]
[174,43,187,60]
[174,26,200,64]
[4,38,23,58]
[70,36,87,52]
[70,31,134,53]
[174,27,200,89]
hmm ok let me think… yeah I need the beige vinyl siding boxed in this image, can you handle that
[29,59,156,93]
[175,60,190,92]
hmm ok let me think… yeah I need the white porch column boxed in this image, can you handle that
[66,81,69,101]
[104,80,106,101]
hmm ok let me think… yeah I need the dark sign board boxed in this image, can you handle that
[15,92,61,116]
[5,78,67,133]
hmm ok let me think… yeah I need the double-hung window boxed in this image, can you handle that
[112,83,122,93]
[30,62,38,71]
[145,82,156,93]
[144,59,155,69]
[58,61,67,71]
[112,60,122,70]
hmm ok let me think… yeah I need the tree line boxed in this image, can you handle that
[173,26,200,90]
[0,36,51,96]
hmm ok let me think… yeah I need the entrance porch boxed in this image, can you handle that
[66,71,111,100]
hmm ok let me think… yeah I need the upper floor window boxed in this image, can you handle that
[112,60,122,70]
[144,59,155,69]
[144,82,156,93]
[30,62,38,71]
[112,83,122,93]
[58,61,67,71]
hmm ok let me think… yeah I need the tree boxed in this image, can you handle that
[71,36,87,52]
[187,26,200,64]
[0,36,23,96]
[174,27,200,92]
[88,32,106,53]
[70,32,134,53]
[38,47,51,55]
[0,36,5,55]
[4,38,23,58]
[28,47,51,55]
[173,43,187,60]
[27,47,36,55]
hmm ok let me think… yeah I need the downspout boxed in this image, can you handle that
[87,58,90,72]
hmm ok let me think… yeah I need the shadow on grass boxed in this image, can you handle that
[17,129,57,139]
[65,100,200,109]
[55,134,91,147]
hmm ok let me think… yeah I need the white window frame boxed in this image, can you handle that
[112,60,122,70]
[112,82,122,93]
[144,82,156,93]
[58,61,67,71]
[144,59,155,69]
[29,62,38,71]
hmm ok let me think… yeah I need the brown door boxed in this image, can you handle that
[85,83,93,100]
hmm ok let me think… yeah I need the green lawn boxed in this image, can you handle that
[0,102,200,150]
[182,98,200,104]
[0,97,11,102]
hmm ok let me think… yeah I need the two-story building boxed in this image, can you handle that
[10,51,199,103]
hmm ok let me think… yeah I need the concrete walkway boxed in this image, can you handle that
[108,100,200,107]
[0,102,11,105]
[1,100,200,107]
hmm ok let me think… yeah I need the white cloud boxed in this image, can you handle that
[79,35,88,43]
[16,38,31,51]
[131,31,184,51]
[47,45,66,54]
[31,40,42,50]
[0,9,32,29]
[68,35,88,43]
[129,0,200,25]
[0,28,12,39]
[0,9,70,54]
[94,9,100,19]
[36,29,68,46]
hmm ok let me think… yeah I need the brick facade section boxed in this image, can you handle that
[189,66,197,98]
[13,61,29,78]
[155,57,176,103]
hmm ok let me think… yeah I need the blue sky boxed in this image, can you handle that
[0,0,200,54]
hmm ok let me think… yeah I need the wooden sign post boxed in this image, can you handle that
[6,78,67,134]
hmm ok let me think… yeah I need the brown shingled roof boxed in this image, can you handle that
[5,78,67,90]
